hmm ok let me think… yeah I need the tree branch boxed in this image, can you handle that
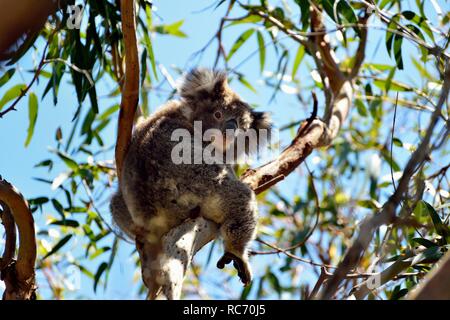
[0,176,36,300]
[115,0,140,179]
[0,201,16,271]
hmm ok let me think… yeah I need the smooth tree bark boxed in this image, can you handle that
[0,176,36,300]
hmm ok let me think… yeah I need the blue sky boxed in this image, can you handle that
[0,0,449,299]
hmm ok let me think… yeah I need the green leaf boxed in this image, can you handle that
[336,0,357,24]
[294,0,310,30]
[90,247,111,260]
[405,24,428,60]
[0,69,15,87]
[373,79,412,92]
[154,20,187,38]
[51,198,66,219]
[380,149,401,172]
[385,14,400,56]
[24,93,38,147]
[81,109,96,134]
[369,96,382,119]
[49,219,80,228]
[379,0,391,10]
[88,85,99,114]
[238,75,256,93]
[401,10,434,41]
[43,234,73,260]
[411,246,444,265]
[56,151,79,172]
[98,104,120,121]
[366,63,395,72]
[76,264,94,279]
[393,34,404,70]
[34,159,53,169]
[256,31,266,73]
[28,197,49,206]
[357,199,381,209]
[226,29,255,61]
[140,48,148,87]
[384,67,396,93]
[227,15,262,27]
[390,287,408,300]
[240,281,253,300]
[0,84,26,111]
[291,45,305,78]
[267,272,281,297]
[415,201,449,241]
[392,137,403,147]
[355,98,368,117]
[411,238,437,248]
[411,58,434,80]
[144,6,158,80]
[94,262,108,292]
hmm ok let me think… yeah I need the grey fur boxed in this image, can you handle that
[110,68,271,285]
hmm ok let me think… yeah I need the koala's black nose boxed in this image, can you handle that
[225,119,238,131]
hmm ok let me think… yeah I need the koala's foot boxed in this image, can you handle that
[217,252,252,286]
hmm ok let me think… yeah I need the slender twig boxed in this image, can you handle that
[44,58,94,86]
[390,93,399,192]
[428,163,450,180]
[251,238,336,269]
[252,163,321,255]
[0,42,49,119]
[213,2,235,68]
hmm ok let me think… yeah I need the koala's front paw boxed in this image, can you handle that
[217,252,252,286]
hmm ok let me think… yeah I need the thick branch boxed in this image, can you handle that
[310,5,344,92]
[115,0,140,179]
[151,218,219,299]
[0,176,36,300]
[0,201,16,270]
[350,13,370,79]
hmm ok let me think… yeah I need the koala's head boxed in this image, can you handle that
[178,68,271,155]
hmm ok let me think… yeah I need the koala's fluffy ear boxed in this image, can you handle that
[251,111,272,132]
[248,111,272,154]
[178,68,228,101]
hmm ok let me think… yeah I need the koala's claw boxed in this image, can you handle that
[217,252,252,286]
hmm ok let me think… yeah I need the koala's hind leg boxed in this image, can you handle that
[214,181,257,286]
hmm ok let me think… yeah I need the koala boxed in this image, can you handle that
[110,68,271,288]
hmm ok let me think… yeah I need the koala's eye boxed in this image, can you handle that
[214,111,222,120]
